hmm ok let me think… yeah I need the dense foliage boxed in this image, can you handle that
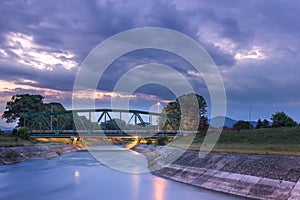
[16,127,30,140]
[2,94,44,126]
[162,93,208,131]
[271,111,297,127]
[256,118,270,129]
[146,138,153,145]
[2,94,66,127]
[233,120,252,132]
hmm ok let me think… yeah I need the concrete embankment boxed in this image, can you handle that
[0,145,80,165]
[133,145,300,200]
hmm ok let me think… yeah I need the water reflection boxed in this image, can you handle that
[153,176,167,200]
[132,174,140,200]
[74,169,80,186]
[89,147,150,173]
[74,170,80,177]
[0,151,242,200]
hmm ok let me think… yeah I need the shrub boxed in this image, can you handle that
[233,120,252,132]
[156,134,168,146]
[146,138,153,145]
[17,127,30,140]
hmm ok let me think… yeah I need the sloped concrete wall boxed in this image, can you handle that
[134,145,300,200]
[0,145,79,164]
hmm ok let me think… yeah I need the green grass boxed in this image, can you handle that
[172,126,300,156]
[0,135,70,147]
[215,127,300,144]
[0,135,33,147]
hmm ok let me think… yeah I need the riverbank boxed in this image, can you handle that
[0,144,82,165]
[133,145,300,200]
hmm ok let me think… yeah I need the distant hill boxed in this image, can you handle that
[208,116,237,128]
[208,116,266,128]
[0,126,14,131]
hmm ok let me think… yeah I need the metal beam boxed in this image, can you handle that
[24,108,181,138]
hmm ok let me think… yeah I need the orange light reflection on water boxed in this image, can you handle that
[132,174,140,200]
[74,169,80,186]
[153,176,167,200]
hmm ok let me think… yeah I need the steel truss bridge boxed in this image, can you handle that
[24,109,181,138]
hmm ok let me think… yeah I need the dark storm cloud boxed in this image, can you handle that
[0,61,76,92]
[0,0,300,122]
[219,17,254,45]
[97,49,197,92]
[203,43,236,67]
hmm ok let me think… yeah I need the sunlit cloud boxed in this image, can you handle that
[3,32,77,70]
[0,79,66,100]
[235,46,266,60]
[187,70,203,78]
[17,79,39,85]
[0,48,8,57]
[73,89,174,104]
[198,27,266,63]
[73,89,136,100]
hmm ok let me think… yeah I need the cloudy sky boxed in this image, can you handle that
[0,0,300,127]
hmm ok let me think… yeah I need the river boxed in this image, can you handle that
[0,150,243,200]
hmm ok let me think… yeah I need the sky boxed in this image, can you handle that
[0,0,300,127]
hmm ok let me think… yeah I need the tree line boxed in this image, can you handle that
[233,111,298,132]
[1,93,209,131]
[1,93,299,132]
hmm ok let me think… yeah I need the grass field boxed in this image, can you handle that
[172,126,300,156]
[0,134,71,147]
[0,135,33,147]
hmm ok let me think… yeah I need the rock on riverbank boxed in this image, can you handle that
[133,145,300,200]
[0,145,80,165]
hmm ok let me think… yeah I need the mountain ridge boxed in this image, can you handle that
[0,126,14,131]
[208,116,259,128]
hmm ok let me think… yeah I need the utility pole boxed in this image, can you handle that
[51,104,53,131]
[157,101,160,132]
[249,105,252,130]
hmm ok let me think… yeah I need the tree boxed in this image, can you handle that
[233,120,253,132]
[262,119,270,128]
[271,111,297,127]
[162,93,208,131]
[2,94,44,127]
[256,118,263,129]
[16,127,30,140]
[161,101,180,130]
[256,118,271,129]
[2,94,67,128]
[44,102,66,113]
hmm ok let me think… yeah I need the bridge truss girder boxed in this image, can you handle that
[24,109,181,137]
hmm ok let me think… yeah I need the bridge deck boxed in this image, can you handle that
[30,133,178,138]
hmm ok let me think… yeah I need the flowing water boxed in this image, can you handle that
[0,149,243,200]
